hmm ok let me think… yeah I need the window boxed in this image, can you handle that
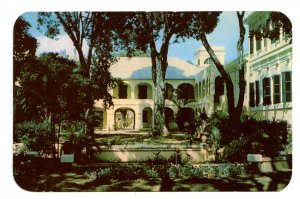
[263,78,271,105]
[118,84,128,99]
[270,21,280,44]
[138,85,148,99]
[143,110,148,122]
[165,83,173,99]
[199,82,202,98]
[282,72,292,102]
[250,36,254,54]
[249,83,255,107]
[204,58,214,65]
[255,81,260,106]
[273,75,281,104]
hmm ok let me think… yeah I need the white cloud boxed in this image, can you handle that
[36,34,89,58]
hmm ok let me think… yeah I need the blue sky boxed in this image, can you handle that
[22,11,249,64]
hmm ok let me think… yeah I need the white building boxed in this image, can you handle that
[244,12,292,123]
[95,11,292,131]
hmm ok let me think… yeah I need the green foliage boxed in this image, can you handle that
[13,16,37,81]
[221,139,249,163]
[84,165,156,181]
[167,164,245,179]
[203,112,291,162]
[112,12,221,136]
[84,163,246,182]
[249,12,292,43]
[36,11,118,115]
[14,120,54,156]
[175,108,195,132]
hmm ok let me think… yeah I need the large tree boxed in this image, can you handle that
[113,12,221,136]
[13,16,38,130]
[15,53,83,156]
[13,16,38,82]
[196,12,246,123]
[38,12,116,104]
[37,12,117,140]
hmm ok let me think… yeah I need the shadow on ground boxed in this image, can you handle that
[24,170,291,192]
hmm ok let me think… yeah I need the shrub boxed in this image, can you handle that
[204,112,291,161]
[167,163,245,179]
[84,165,159,181]
[176,108,195,131]
[14,120,54,156]
[221,138,249,163]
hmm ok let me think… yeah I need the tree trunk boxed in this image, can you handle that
[49,115,56,158]
[235,11,246,122]
[199,33,236,119]
[152,55,168,136]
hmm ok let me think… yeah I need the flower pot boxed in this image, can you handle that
[201,135,207,143]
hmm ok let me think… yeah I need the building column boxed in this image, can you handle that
[135,109,142,130]
[130,82,136,99]
[106,109,115,131]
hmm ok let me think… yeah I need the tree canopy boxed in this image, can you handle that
[111,12,221,136]
[13,16,38,81]
[37,12,119,107]
[249,12,292,44]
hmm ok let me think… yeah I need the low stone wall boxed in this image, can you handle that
[247,154,291,173]
[94,148,213,163]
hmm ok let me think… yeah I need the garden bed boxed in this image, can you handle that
[93,147,214,163]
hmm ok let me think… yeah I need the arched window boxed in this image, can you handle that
[142,107,153,128]
[113,83,131,99]
[203,80,206,97]
[199,82,202,98]
[206,78,210,95]
[135,83,152,99]
[214,76,225,103]
[177,83,194,99]
[165,83,174,99]
[195,83,198,99]
[204,58,214,65]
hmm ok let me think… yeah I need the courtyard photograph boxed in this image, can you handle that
[13,11,292,192]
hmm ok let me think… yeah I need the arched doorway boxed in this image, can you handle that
[114,108,135,130]
[165,83,174,99]
[176,107,194,131]
[214,76,225,103]
[165,107,176,130]
[94,108,107,130]
[142,107,153,128]
[177,83,195,99]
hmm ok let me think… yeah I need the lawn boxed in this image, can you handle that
[16,167,291,192]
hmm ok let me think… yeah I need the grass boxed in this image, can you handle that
[16,167,292,192]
